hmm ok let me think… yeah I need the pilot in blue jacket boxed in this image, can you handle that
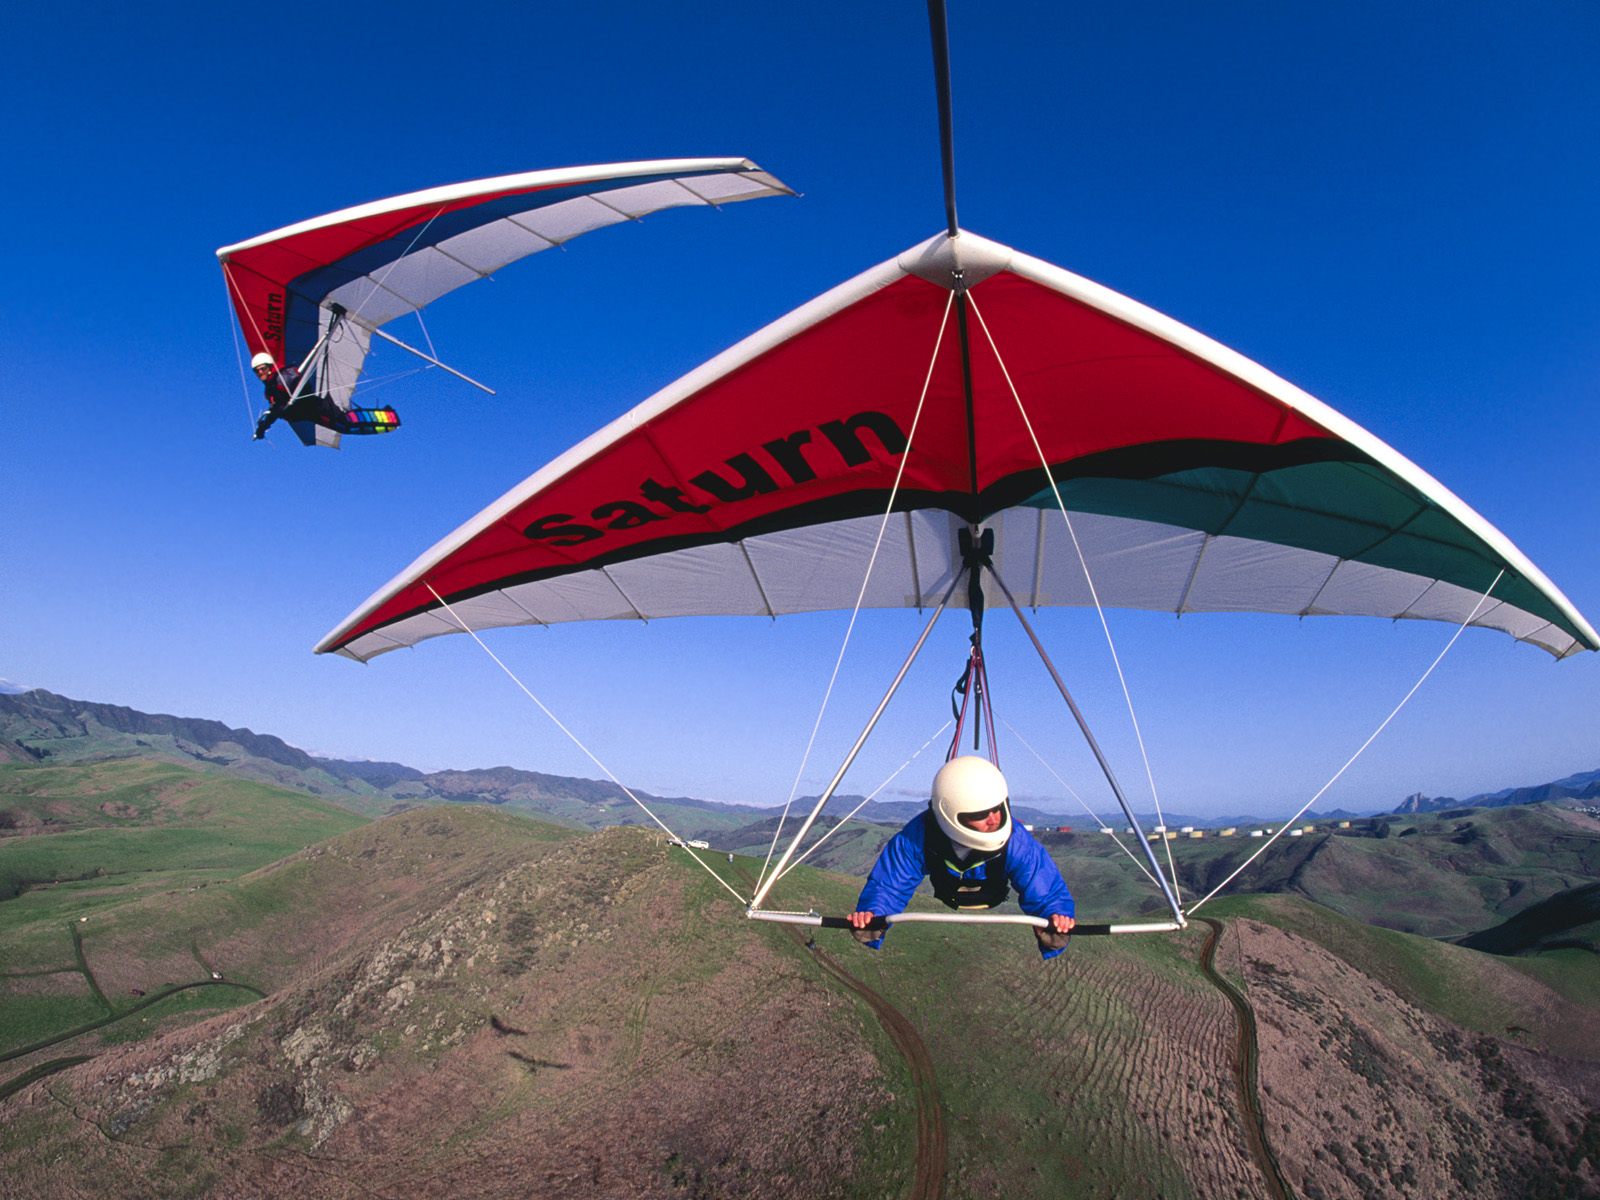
[847,756,1076,959]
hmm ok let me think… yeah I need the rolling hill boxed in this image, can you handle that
[3,778,1598,1198]
[1049,804,1600,940]
[4,689,1600,1195]
[0,688,891,833]
[9,687,1597,841]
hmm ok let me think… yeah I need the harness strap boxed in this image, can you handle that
[923,811,1010,909]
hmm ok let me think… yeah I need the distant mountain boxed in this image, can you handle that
[0,679,26,695]
[0,689,796,837]
[1393,770,1600,814]
[4,688,1595,841]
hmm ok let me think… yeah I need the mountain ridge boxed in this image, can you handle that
[3,687,1595,834]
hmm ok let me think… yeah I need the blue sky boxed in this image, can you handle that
[4,3,1596,818]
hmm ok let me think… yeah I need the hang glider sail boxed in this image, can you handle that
[218,157,794,438]
[317,229,1596,663]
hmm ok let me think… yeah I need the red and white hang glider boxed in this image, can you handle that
[316,228,1597,663]
[218,158,794,407]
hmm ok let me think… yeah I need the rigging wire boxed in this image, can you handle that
[421,582,749,906]
[770,720,953,887]
[338,364,432,396]
[223,274,263,437]
[1185,569,1506,917]
[416,307,439,360]
[1002,720,1163,892]
[966,292,1184,903]
[221,263,279,433]
[947,640,999,762]
[753,289,958,899]
[343,206,448,334]
[274,204,452,413]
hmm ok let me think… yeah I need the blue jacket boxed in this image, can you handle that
[855,812,1075,959]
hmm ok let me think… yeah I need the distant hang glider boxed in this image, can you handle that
[317,229,1596,662]
[217,157,794,419]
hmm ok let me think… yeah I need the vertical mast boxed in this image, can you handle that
[927,1,983,521]
[925,4,1182,924]
[927,0,960,240]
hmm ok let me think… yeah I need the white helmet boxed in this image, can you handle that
[931,756,1011,853]
[251,352,276,371]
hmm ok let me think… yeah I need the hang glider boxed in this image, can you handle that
[218,157,794,441]
[316,228,1596,663]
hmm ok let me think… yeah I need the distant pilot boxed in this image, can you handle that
[250,352,398,446]
[846,756,1076,958]
[250,352,336,440]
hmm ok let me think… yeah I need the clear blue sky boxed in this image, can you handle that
[4,3,1596,818]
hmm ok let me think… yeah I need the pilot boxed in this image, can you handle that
[846,756,1076,958]
[250,352,338,439]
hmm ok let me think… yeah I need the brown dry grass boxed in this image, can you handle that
[2,821,892,1199]
[0,971,82,998]
[1012,928,1267,1199]
[5,808,1598,1200]
[1232,919,1600,1200]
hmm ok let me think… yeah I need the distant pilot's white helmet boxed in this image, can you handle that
[251,352,276,371]
[931,756,1011,852]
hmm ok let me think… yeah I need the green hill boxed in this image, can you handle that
[1456,881,1600,958]
[0,758,368,1062]
[0,688,839,831]
[1036,803,1600,940]
[0,758,366,910]
[3,792,1597,1199]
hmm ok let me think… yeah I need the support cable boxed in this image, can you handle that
[222,263,281,434]
[249,205,451,419]
[223,276,261,438]
[1185,569,1505,916]
[416,307,439,360]
[421,582,748,906]
[753,290,957,896]
[1002,720,1162,891]
[770,720,953,887]
[989,567,1185,924]
[748,573,963,913]
[948,639,1000,763]
[947,642,979,758]
[343,206,446,332]
[977,646,998,760]
[334,364,430,396]
[968,293,1184,902]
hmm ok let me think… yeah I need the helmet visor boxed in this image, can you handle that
[956,801,1007,830]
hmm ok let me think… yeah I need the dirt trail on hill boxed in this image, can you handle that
[805,937,946,1200]
[739,864,944,1200]
[1195,917,1292,1200]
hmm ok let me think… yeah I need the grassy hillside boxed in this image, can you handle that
[0,759,366,918]
[1030,803,1600,939]
[2,812,907,1199]
[722,814,898,878]
[0,759,367,1059]
[1201,893,1599,1058]
[1285,806,1600,936]
[4,791,1597,1199]
[1456,882,1600,957]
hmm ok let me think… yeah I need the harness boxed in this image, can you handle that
[923,810,1011,909]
